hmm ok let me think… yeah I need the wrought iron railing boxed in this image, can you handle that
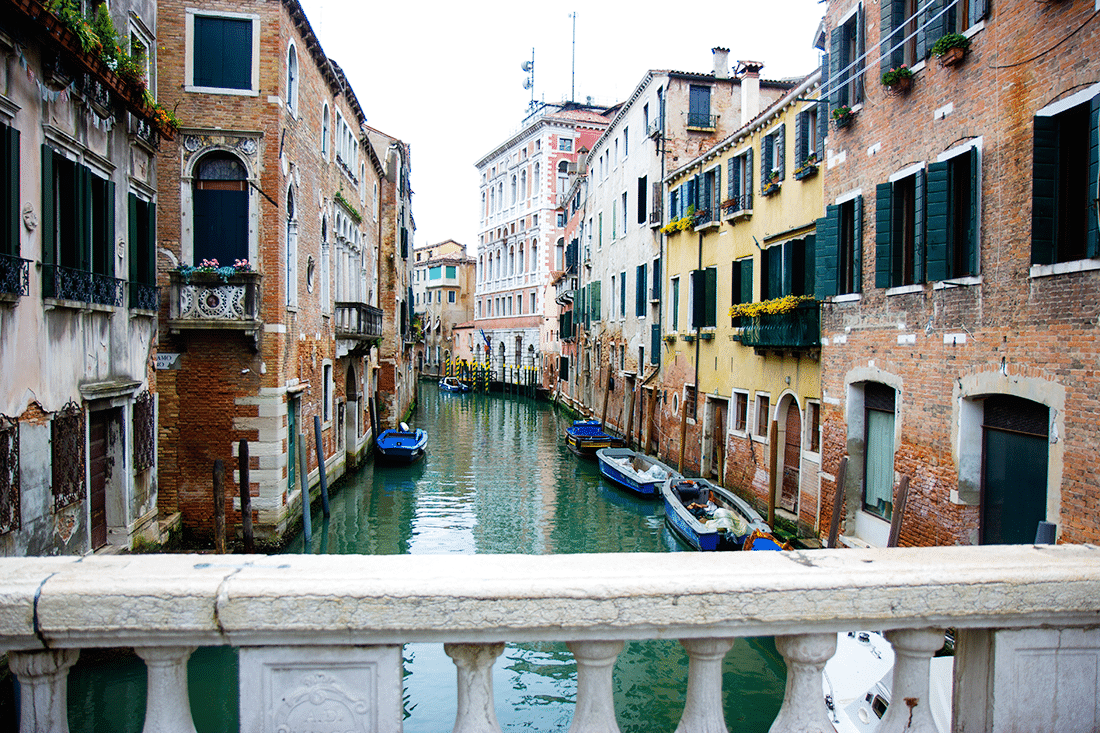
[132,391,155,473]
[0,253,31,297]
[334,301,383,340]
[42,264,124,306]
[168,271,261,328]
[51,400,84,512]
[0,415,19,535]
[686,112,717,129]
[129,282,159,311]
[694,207,719,227]
[739,302,821,349]
[722,193,753,218]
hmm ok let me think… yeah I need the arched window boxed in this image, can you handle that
[557,160,569,192]
[321,103,330,157]
[521,169,527,199]
[193,152,248,265]
[534,163,540,192]
[518,245,524,273]
[509,247,515,276]
[286,187,297,307]
[286,45,298,113]
[511,175,517,205]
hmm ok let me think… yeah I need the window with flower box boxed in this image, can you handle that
[829,5,865,113]
[761,125,785,194]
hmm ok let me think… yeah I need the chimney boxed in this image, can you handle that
[739,60,765,125]
[712,47,731,79]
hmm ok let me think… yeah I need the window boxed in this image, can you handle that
[192,152,248,267]
[725,149,753,214]
[0,416,19,534]
[928,146,983,279]
[558,160,569,192]
[651,257,661,301]
[943,0,989,35]
[829,5,865,112]
[1,122,18,265]
[755,393,771,438]
[623,126,629,158]
[127,194,156,309]
[688,85,712,128]
[733,392,749,433]
[816,195,863,297]
[51,401,84,511]
[321,104,330,157]
[731,257,753,326]
[690,267,717,328]
[795,105,821,171]
[863,382,896,522]
[559,138,573,152]
[429,265,442,280]
[41,147,118,305]
[761,125,785,191]
[671,276,680,330]
[129,29,153,98]
[610,274,617,319]
[589,280,601,323]
[636,176,648,224]
[700,166,720,220]
[684,385,698,421]
[559,355,570,382]
[876,167,925,288]
[879,0,920,71]
[286,188,297,307]
[619,270,627,319]
[446,265,456,278]
[323,363,332,422]
[189,13,256,92]
[620,191,628,233]
[635,263,647,317]
[286,44,298,113]
[1032,92,1099,265]
[807,401,821,453]
[448,290,456,304]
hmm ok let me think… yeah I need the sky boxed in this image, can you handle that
[298,0,826,253]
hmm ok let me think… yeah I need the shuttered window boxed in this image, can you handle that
[690,267,717,328]
[761,125,785,190]
[731,257,753,327]
[193,15,253,91]
[816,197,863,298]
[829,5,865,113]
[762,239,815,300]
[1,122,17,259]
[874,170,925,288]
[926,147,979,280]
[635,263,647,317]
[650,324,660,364]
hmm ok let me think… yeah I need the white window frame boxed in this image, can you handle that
[286,41,298,116]
[731,389,750,435]
[754,391,772,441]
[184,10,261,96]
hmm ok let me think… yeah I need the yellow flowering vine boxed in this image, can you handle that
[729,295,816,319]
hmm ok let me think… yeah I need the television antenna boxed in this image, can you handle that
[521,50,535,113]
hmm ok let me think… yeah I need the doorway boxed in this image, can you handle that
[708,398,728,479]
[981,395,1049,545]
[780,401,801,514]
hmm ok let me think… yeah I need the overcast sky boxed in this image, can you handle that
[298,0,825,253]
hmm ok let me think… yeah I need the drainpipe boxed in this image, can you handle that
[694,230,702,424]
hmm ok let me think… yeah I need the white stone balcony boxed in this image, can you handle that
[2,544,1098,732]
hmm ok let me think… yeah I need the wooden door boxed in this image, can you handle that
[709,400,727,478]
[780,402,801,513]
[89,411,108,549]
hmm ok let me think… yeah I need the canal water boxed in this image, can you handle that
[62,383,786,732]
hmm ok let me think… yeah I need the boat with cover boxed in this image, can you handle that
[596,447,683,497]
[375,422,427,464]
[438,376,471,393]
[661,477,783,551]
[565,419,625,459]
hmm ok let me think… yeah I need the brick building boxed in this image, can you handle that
[817,0,1100,546]
[0,0,166,555]
[155,0,394,544]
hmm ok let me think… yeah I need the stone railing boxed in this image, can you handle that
[2,545,1098,732]
[334,301,384,340]
[167,271,262,334]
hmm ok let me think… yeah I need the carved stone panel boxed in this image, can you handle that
[239,646,402,733]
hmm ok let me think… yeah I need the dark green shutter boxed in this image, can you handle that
[41,145,55,274]
[636,264,646,316]
[1031,115,1058,266]
[921,0,944,59]
[972,0,989,23]
[727,157,736,199]
[128,193,138,285]
[741,257,754,305]
[803,235,816,295]
[926,160,950,280]
[690,269,704,328]
[652,258,661,301]
[816,205,840,299]
[759,247,771,301]
[855,5,866,104]
[104,180,115,279]
[1088,96,1100,258]
[829,28,843,111]
[777,124,786,181]
[966,147,979,273]
[782,240,794,296]
[76,166,90,273]
[592,280,601,322]
[875,182,893,288]
[914,169,925,282]
[620,272,626,317]
[745,149,754,205]
[651,324,660,364]
[880,0,906,74]
[818,54,830,154]
[3,125,17,258]
[705,267,717,327]
[761,138,772,190]
[853,195,863,290]
[713,165,721,211]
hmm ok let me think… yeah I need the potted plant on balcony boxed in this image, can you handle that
[832,105,854,130]
[762,169,782,197]
[794,153,819,180]
[932,33,970,66]
[881,65,914,95]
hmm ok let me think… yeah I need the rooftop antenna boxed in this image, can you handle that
[570,12,576,103]
[521,50,535,114]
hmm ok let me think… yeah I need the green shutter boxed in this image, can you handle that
[1088,96,1099,258]
[759,247,771,301]
[651,324,660,363]
[875,182,893,288]
[926,160,950,281]
[921,0,944,60]
[104,179,115,279]
[741,257,754,305]
[76,166,90,273]
[690,269,703,328]
[41,145,55,269]
[829,28,843,111]
[713,165,721,212]
[782,241,794,296]
[592,280,601,322]
[745,149,754,205]
[853,195,864,291]
[3,125,17,258]
[816,205,840,299]
[777,124,786,181]
[803,235,816,296]
[761,137,772,190]
[794,112,804,167]
[966,147,979,273]
[705,267,717,327]
[881,0,906,74]
[855,5,866,104]
[672,277,679,330]
[620,272,626,316]
[914,169,925,283]
[128,193,138,285]
[1031,115,1058,266]
[972,0,989,23]
[636,264,646,316]
[727,157,736,199]
[652,258,661,302]
[818,53,830,153]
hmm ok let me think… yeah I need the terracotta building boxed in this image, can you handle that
[816,0,1100,547]
[154,0,401,544]
[412,239,474,377]
[0,0,166,555]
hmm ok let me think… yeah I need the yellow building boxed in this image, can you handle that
[659,69,824,533]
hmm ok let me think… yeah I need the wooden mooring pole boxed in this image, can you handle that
[767,420,779,528]
[313,415,330,519]
[238,440,253,553]
[827,456,849,549]
[213,459,226,554]
[298,436,311,544]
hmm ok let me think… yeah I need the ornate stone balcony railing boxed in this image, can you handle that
[167,271,261,335]
[334,301,383,340]
[2,545,1098,732]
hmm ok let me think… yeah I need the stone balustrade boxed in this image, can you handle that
[2,544,1098,732]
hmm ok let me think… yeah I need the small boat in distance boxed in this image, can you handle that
[438,376,471,393]
[661,477,784,551]
[596,447,682,498]
[565,419,625,459]
[375,422,427,465]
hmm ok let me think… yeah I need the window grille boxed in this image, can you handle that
[133,391,156,472]
[0,416,19,534]
[52,401,85,512]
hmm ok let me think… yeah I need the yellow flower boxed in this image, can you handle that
[729,295,816,318]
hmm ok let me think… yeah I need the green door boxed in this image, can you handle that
[981,396,1049,545]
[288,399,297,491]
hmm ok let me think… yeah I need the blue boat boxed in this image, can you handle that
[438,376,471,393]
[375,423,427,464]
[596,447,683,498]
[565,419,625,459]
[661,477,782,551]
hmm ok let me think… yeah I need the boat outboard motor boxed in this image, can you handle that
[399,422,410,432]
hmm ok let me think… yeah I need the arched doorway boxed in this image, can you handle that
[780,400,801,514]
[345,365,358,457]
[193,152,248,265]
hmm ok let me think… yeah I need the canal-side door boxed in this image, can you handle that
[709,398,727,479]
[288,398,297,492]
[780,401,801,513]
[89,410,108,549]
[981,395,1049,545]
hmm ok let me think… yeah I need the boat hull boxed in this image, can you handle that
[565,420,624,459]
[375,429,428,465]
[661,477,772,552]
[438,378,470,393]
[596,448,682,497]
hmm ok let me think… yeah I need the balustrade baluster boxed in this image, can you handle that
[769,633,836,733]
[676,637,735,733]
[566,640,624,733]
[878,628,946,733]
[444,642,505,733]
[135,646,198,733]
[9,648,79,733]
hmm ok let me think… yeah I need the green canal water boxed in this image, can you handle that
[61,384,786,732]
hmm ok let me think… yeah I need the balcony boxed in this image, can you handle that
[334,301,383,340]
[2,545,1098,732]
[43,264,124,307]
[167,271,261,334]
[128,282,159,312]
[0,253,31,300]
[739,301,820,350]
[722,194,753,221]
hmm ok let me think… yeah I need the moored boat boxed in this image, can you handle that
[438,376,471,393]
[596,447,682,497]
[565,419,625,459]
[661,477,781,551]
[375,422,428,464]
